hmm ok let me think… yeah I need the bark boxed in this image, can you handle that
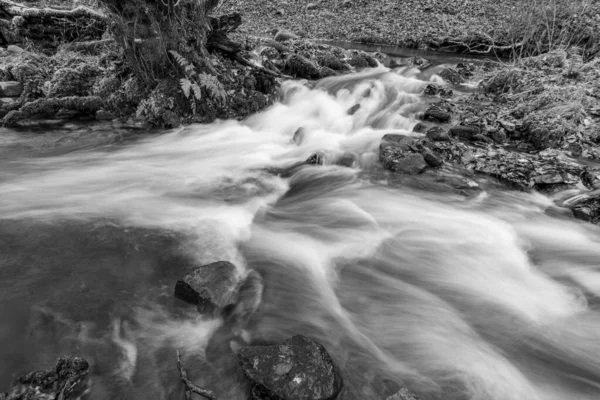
[0,0,107,45]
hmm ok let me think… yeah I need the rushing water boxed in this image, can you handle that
[1,66,600,400]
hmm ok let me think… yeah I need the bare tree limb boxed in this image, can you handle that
[176,351,217,400]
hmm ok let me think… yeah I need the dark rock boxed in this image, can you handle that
[439,67,465,85]
[381,134,416,151]
[349,53,378,68]
[224,269,264,330]
[306,152,324,165]
[449,125,480,140]
[319,66,338,78]
[238,335,343,400]
[490,129,507,144]
[335,152,357,167]
[387,387,421,400]
[426,126,450,141]
[347,104,360,115]
[573,206,592,222]
[409,56,431,69]
[284,54,321,80]
[473,134,493,143]
[384,152,427,174]
[456,63,476,78]
[275,9,285,16]
[275,30,299,42]
[174,261,240,315]
[0,81,23,97]
[5,356,89,400]
[423,84,453,97]
[318,54,350,71]
[412,122,427,133]
[422,106,451,123]
[421,148,444,167]
[306,3,319,10]
[293,127,305,144]
[96,110,116,121]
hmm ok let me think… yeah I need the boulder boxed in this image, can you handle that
[409,56,431,69]
[380,134,428,174]
[238,335,343,400]
[412,122,427,133]
[421,148,444,167]
[174,261,240,315]
[423,84,453,97]
[3,356,89,400]
[0,81,23,97]
[422,105,451,123]
[438,67,465,85]
[275,30,299,42]
[387,387,421,400]
[449,125,480,140]
[284,54,321,80]
[384,152,427,174]
[426,126,450,141]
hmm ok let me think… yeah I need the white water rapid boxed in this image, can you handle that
[1,66,600,400]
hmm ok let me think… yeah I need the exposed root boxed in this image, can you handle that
[176,351,217,400]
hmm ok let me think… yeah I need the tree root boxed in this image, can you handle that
[176,351,217,400]
[428,33,523,56]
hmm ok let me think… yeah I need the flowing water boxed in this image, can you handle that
[1,65,600,400]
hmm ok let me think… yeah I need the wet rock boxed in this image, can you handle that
[306,152,324,165]
[387,387,421,400]
[174,261,240,315]
[318,54,350,72]
[422,105,451,123]
[96,109,116,121]
[572,206,592,222]
[238,335,343,400]
[347,104,360,115]
[439,67,465,85]
[293,127,305,144]
[449,125,480,140]
[224,269,264,330]
[275,30,299,42]
[335,152,358,167]
[319,66,338,78]
[4,356,89,400]
[473,134,493,143]
[423,84,453,97]
[426,126,450,141]
[275,9,285,16]
[409,56,431,69]
[412,122,427,133]
[421,148,444,167]
[7,45,25,54]
[384,152,427,174]
[306,3,319,10]
[284,54,321,80]
[349,53,378,68]
[0,81,23,97]
[342,0,353,7]
[490,129,507,144]
[380,134,428,174]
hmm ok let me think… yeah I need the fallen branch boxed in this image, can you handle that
[176,351,217,400]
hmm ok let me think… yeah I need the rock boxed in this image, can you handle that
[5,356,89,400]
[335,152,357,167]
[174,261,240,315]
[238,335,343,400]
[342,0,353,7]
[7,45,25,54]
[473,134,493,143]
[0,81,23,97]
[422,105,451,123]
[449,125,480,140]
[293,127,305,144]
[0,97,17,106]
[412,122,427,133]
[275,30,299,42]
[319,66,338,78]
[490,129,507,144]
[384,152,427,174]
[387,387,421,400]
[306,3,319,10]
[421,148,444,167]
[275,9,285,16]
[349,53,378,68]
[426,126,450,141]
[318,54,350,71]
[423,84,453,97]
[381,134,416,151]
[347,104,360,115]
[573,206,592,222]
[96,110,116,121]
[224,269,264,330]
[284,54,321,80]
[439,68,465,85]
[409,56,431,69]
[306,152,324,165]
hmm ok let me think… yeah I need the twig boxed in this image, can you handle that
[176,351,217,400]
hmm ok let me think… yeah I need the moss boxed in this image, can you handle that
[43,64,101,97]
[3,96,103,126]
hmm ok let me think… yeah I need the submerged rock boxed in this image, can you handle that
[174,261,240,315]
[2,356,89,400]
[238,335,343,400]
[387,387,421,400]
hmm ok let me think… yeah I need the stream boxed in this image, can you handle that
[1,65,600,400]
